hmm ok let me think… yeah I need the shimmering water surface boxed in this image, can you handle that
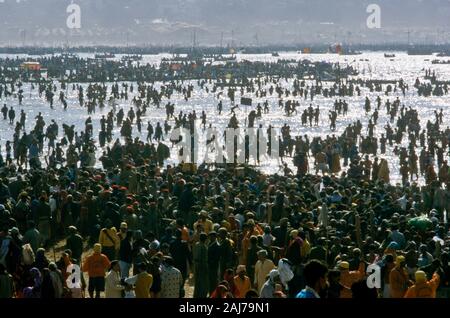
[0,51,449,185]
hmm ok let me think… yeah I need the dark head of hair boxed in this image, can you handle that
[257,236,263,244]
[163,256,174,267]
[146,232,155,240]
[104,218,113,228]
[317,237,325,246]
[245,289,259,298]
[385,254,394,263]
[42,268,51,277]
[161,242,170,250]
[151,256,161,266]
[353,248,361,258]
[351,279,378,299]
[175,228,182,239]
[303,260,328,287]
[199,233,208,242]
[64,249,72,257]
[432,259,442,268]
[299,231,306,240]
[137,262,147,272]
[327,269,341,281]
[110,260,119,270]
[225,268,234,276]
[218,280,230,289]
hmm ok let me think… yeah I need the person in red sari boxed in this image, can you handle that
[223,268,240,297]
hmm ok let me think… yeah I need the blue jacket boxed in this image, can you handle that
[296,289,319,299]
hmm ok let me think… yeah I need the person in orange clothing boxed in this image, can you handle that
[338,260,365,298]
[82,243,111,298]
[234,265,251,298]
[240,224,260,265]
[227,213,240,232]
[176,219,191,243]
[247,218,264,236]
[224,268,240,297]
[404,270,440,298]
[389,255,411,298]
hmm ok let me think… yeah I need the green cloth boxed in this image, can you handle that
[408,216,432,232]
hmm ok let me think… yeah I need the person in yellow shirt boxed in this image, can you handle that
[254,250,276,292]
[404,270,440,298]
[98,219,120,261]
[125,263,153,298]
[299,231,311,259]
[234,265,251,298]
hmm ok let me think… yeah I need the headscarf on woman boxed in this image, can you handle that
[260,269,280,298]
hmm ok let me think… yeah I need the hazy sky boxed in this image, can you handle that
[1,0,450,46]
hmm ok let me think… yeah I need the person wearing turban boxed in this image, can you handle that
[260,269,281,298]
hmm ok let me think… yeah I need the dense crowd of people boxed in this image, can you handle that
[0,52,449,299]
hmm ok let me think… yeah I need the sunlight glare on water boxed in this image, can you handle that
[0,51,449,186]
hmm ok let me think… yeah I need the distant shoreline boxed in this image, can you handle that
[0,44,450,55]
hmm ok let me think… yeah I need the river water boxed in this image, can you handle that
[0,51,449,185]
